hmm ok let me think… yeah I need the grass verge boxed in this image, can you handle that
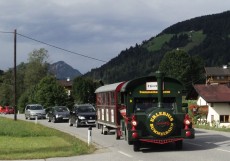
[195,124,230,132]
[0,117,96,160]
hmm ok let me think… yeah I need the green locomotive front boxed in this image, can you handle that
[119,71,195,151]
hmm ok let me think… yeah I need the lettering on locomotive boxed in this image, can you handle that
[149,112,174,136]
[139,91,171,94]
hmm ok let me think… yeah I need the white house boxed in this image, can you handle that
[194,84,230,127]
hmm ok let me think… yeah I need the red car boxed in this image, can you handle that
[0,106,15,114]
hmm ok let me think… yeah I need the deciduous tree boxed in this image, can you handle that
[34,76,68,108]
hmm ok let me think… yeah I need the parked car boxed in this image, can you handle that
[0,106,3,113]
[69,104,96,127]
[47,106,70,123]
[0,106,14,114]
[25,104,46,120]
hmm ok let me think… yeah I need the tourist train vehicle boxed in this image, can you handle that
[95,71,195,151]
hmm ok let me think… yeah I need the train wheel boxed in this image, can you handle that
[133,141,140,152]
[115,128,121,140]
[175,140,183,150]
[125,127,133,145]
[96,122,100,129]
[101,125,108,135]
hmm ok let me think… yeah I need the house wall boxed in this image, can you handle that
[209,103,230,127]
[197,96,230,127]
[207,76,230,84]
[196,96,207,106]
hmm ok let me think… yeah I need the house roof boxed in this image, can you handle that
[57,80,73,87]
[194,84,230,103]
[205,67,230,76]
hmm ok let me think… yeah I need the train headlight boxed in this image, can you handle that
[131,120,137,126]
[184,119,190,125]
[184,114,191,130]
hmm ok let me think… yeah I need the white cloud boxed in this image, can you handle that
[0,0,230,73]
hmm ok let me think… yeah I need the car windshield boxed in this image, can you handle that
[30,105,43,110]
[77,105,95,112]
[55,106,69,112]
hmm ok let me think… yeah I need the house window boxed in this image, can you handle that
[220,115,230,123]
[211,115,214,122]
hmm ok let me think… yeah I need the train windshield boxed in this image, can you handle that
[134,97,176,112]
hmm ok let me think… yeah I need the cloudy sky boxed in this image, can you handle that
[0,0,229,74]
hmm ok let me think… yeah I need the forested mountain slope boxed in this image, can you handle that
[85,11,230,84]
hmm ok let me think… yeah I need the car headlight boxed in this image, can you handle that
[78,116,85,119]
[56,114,60,118]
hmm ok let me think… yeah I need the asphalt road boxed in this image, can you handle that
[2,114,230,161]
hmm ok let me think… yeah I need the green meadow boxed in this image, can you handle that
[0,117,95,160]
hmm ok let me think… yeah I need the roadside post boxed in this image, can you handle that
[88,126,92,146]
[35,116,38,124]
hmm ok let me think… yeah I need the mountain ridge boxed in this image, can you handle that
[84,11,230,84]
[49,61,82,80]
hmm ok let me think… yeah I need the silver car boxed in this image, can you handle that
[25,104,46,120]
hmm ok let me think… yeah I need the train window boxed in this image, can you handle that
[106,93,109,105]
[118,92,125,105]
[111,92,115,105]
[134,97,177,112]
[134,98,158,112]
[163,97,177,110]
[109,93,111,105]
[102,93,106,105]
[97,93,102,105]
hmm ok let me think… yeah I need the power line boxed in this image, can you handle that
[16,32,107,63]
[0,31,14,34]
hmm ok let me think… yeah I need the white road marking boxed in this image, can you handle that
[216,148,230,153]
[118,151,133,158]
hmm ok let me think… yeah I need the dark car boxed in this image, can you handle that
[47,106,70,123]
[69,104,96,127]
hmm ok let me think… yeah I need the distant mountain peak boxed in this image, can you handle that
[49,61,82,80]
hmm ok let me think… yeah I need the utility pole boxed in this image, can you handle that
[14,29,17,121]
